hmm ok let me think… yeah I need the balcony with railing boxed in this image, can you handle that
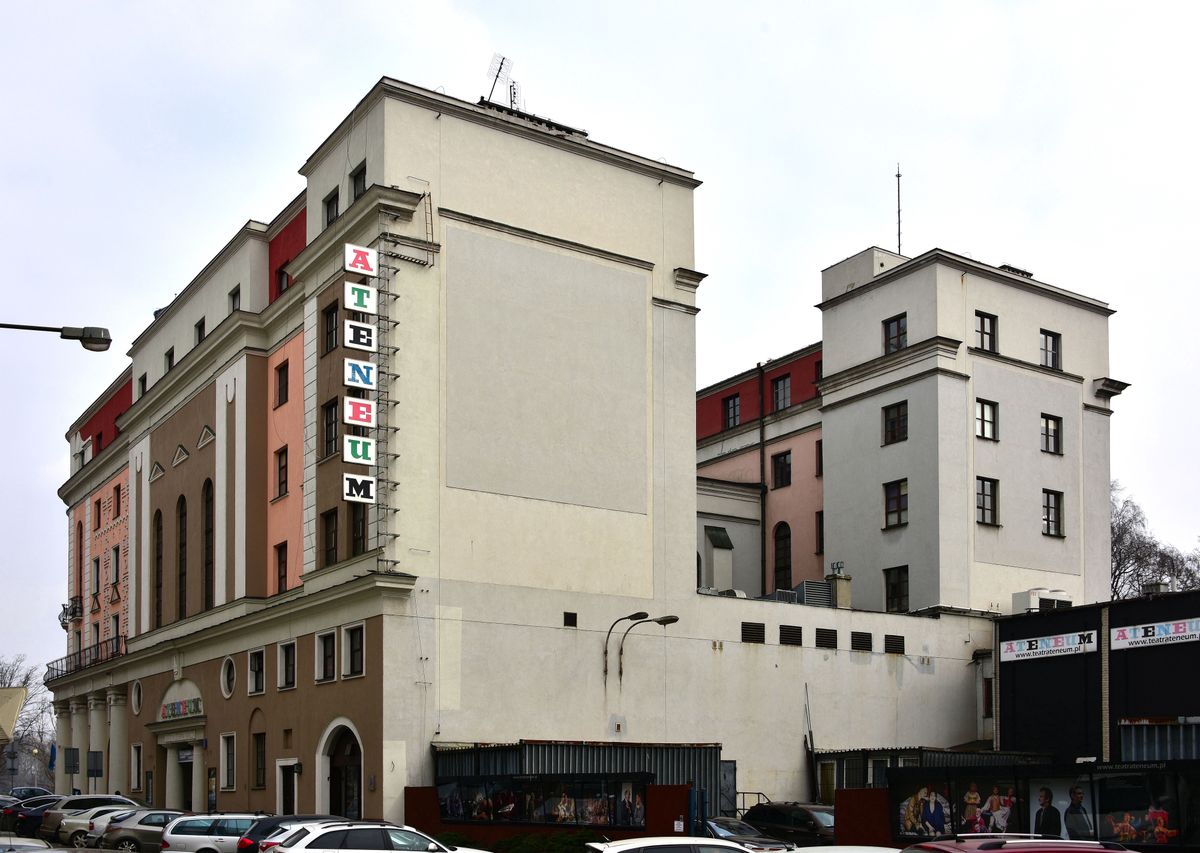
[57,596,83,629]
[45,635,126,682]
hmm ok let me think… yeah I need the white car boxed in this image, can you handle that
[58,806,131,847]
[586,838,755,853]
[274,821,492,853]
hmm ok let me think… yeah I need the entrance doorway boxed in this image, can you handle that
[328,728,361,820]
[280,764,296,815]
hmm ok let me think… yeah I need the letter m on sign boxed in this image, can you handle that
[343,474,376,504]
[344,243,378,276]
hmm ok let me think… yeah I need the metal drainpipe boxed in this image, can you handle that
[758,362,767,596]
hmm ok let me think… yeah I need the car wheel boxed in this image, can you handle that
[116,840,140,852]
[71,831,89,848]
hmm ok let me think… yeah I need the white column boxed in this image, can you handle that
[69,699,88,794]
[53,701,70,794]
[87,693,108,793]
[164,745,182,809]
[190,740,207,813]
[106,689,128,794]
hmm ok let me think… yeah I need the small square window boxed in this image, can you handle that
[884,566,909,613]
[975,399,998,440]
[772,375,791,411]
[1041,414,1063,454]
[324,188,340,227]
[883,401,908,444]
[164,347,175,372]
[229,286,241,313]
[277,268,290,295]
[772,451,792,488]
[322,509,339,568]
[563,611,577,627]
[976,477,999,525]
[248,649,265,695]
[194,318,206,345]
[883,314,907,354]
[1040,329,1061,370]
[723,394,740,430]
[351,163,367,201]
[275,361,289,407]
[1042,489,1064,536]
[975,311,997,352]
[884,479,908,528]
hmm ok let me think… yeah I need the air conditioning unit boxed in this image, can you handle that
[717,588,749,599]
[1012,587,1073,612]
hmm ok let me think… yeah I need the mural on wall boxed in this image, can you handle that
[438,775,648,827]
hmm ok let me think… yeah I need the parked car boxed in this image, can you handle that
[87,809,140,848]
[272,821,492,853]
[0,833,51,851]
[0,799,16,811]
[6,790,52,803]
[14,802,62,839]
[586,838,752,853]
[39,795,138,843]
[58,805,130,847]
[161,814,265,853]
[98,809,187,852]
[742,803,835,846]
[705,817,797,852]
[900,837,1128,853]
[1,798,60,834]
[237,816,337,853]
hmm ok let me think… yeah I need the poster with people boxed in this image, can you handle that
[896,783,953,837]
[951,779,1022,834]
[1095,772,1180,845]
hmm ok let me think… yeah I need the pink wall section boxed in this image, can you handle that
[265,334,304,595]
[69,468,130,651]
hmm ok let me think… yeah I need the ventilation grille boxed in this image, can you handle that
[851,631,873,652]
[741,622,766,644]
[815,628,837,649]
[884,634,906,655]
[779,625,803,647]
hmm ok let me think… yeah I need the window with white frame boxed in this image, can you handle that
[248,649,265,694]
[343,624,365,677]
[278,641,296,690]
[220,733,236,789]
[316,632,336,682]
[130,744,142,789]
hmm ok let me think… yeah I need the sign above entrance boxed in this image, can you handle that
[160,697,203,721]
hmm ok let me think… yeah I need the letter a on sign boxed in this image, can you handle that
[344,358,377,390]
[343,474,377,504]
[344,243,378,276]
[343,398,376,428]
[343,435,376,465]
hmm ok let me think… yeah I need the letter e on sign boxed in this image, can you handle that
[344,244,378,276]
[343,398,376,428]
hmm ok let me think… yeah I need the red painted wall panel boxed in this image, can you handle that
[696,349,823,440]
[268,207,308,304]
[78,379,132,454]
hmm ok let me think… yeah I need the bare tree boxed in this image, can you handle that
[0,655,54,789]
[1111,481,1200,599]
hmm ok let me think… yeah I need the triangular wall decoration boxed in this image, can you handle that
[197,425,216,449]
[172,445,190,467]
[149,462,165,483]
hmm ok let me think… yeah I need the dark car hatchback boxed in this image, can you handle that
[238,817,337,853]
[742,802,835,846]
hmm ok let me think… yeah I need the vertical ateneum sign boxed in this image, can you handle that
[341,243,380,505]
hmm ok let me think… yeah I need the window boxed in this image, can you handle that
[92,622,100,646]
[976,477,999,525]
[351,163,367,201]
[322,509,339,568]
[277,268,289,294]
[1043,489,1064,536]
[1041,414,1062,454]
[229,286,241,313]
[815,359,823,382]
[723,394,740,429]
[344,624,364,677]
[563,611,577,627]
[276,542,288,594]
[324,188,340,227]
[884,479,908,528]
[351,502,367,557]
[773,523,791,592]
[1040,329,1061,369]
[982,677,994,718]
[278,642,296,689]
[164,347,175,372]
[202,480,214,610]
[323,303,339,353]
[815,511,824,555]
[221,657,236,698]
[194,318,206,345]
[111,614,119,638]
[138,373,147,396]
[253,732,267,788]
[275,361,289,407]
[316,633,336,681]
[220,734,236,789]
[772,451,792,488]
[275,447,288,497]
[883,313,907,353]
[815,439,823,477]
[113,484,121,517]
[772,375,791,411]
[884,566,909,613]
[153,511,163,629]
[883,401,908,444]
[323,399,339,458]
[111,545,120,584]
[248,649,265,694]
[176,496,187,619]
[131,744,142,788]
[975,399,998,440]
[975,311,997,352]
[94,498,101,529]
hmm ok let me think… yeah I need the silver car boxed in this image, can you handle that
[161,815,261,853]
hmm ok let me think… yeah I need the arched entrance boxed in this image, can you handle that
[327,727,361,819]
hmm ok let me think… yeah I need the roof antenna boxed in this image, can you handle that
[486,54,512,103]
[895,162,902,255]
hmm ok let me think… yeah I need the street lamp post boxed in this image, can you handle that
[0,322,112,351]
[618,615,679,683]
[604,611,649,685]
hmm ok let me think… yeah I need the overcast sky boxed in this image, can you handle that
[2,0,1197,668]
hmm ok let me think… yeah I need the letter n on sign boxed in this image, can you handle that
[343,474,376,504]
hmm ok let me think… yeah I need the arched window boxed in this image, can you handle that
[202,480,214,610]
[177,496,187,620]
[153,510,163,629]
[773,522,792,593]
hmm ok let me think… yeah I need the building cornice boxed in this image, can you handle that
[816,248,1116,317]
[652,297,699,316]
[819,336,964,397]
[968,346,1085,384]
[299,78,701,189]
[58,434,133,507]
[819,366,970,414]
[65,366,134,436]
[697,341,822,399]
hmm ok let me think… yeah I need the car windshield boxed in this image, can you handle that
[711,819,760,836]
[807,810,834,828]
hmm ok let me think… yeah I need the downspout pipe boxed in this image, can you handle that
[758,362,767,596]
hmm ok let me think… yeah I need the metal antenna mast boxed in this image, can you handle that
[895,162,902,255]
[486,54,511,102]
